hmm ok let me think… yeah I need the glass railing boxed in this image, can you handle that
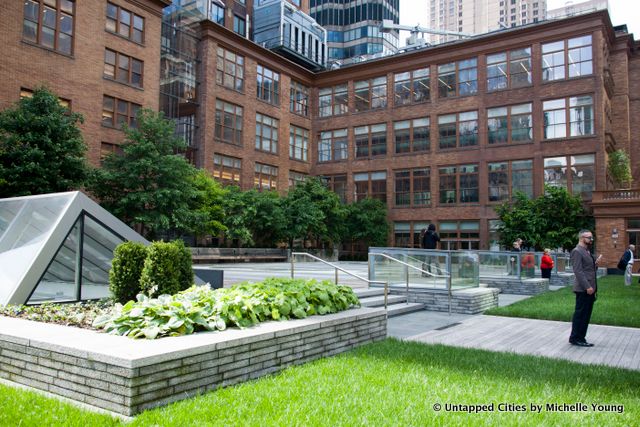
[368,247,479,291]
[475,250,571,279]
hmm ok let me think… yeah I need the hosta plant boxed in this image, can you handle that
[93,278,359,339]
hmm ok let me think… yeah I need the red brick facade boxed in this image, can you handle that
[0,0,168,166]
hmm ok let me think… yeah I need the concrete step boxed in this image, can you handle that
[353,288,386,298]
[386,302,425,317]
[359,294,408,307]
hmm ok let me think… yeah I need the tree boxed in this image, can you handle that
[495,186,593,251]
[0,87,89,197]
[191,169,227,239]
[282,178,345,249]
[343,198,389,250]
[248,190,286,247]
[607,149,632,189]
[221,186,256,247]
[90,109,200,240]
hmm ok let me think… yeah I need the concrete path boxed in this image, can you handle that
[405,315,640,371]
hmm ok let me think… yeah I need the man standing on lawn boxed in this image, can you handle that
[569,229,601,347]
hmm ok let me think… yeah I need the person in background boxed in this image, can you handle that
[618,244,635,286]
[569,229,601,347]
[540,248,554,279]
[509,238,522,275]
[422,224,441,275]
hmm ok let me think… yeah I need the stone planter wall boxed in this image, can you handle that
[391,287,500,314]
[480,278,549,295]
[0,307,386,416]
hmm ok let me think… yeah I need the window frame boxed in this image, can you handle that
[438,111,479,150]
[354,171,387,203]
[106,2,144,44]
[543,154,595,199]
[216,47,245,92]
[487,103,532,145]
[254,162,278,191]
[394,118,430,154]
[23,0,75,55]
[255,113,279,154]
[354,76,387,112]
[318,129,348,162]
[488,159,533,203]
[215,99,244,146]
[438,164,479,205]
[543,95,594,140]
[438,58,478,98]
[290,81,309,116]
[321,175,348,203]
[102,95,140,129]
[394,168,431,207]
[354,123,387,159]
[486,47,532,92]
[542,35,593,82]
[289,125,309,162]
[213,154,242,186]
[256,64,280,105]
[104,48,144,88]
[318,84,348,117]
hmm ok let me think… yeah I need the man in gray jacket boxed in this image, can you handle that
[569,229,601,347]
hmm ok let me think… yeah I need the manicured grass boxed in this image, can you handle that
[485,275,640,328]
[2,339,639,426]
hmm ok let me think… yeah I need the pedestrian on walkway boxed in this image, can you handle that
[422,224,440,275]
[540,248,554,279]
[617,244,635,286]
[569,229,601,347]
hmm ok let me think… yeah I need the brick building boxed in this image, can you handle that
[0,0,170,166]
[1,3,639,267]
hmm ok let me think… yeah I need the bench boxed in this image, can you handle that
[190,247,288,264]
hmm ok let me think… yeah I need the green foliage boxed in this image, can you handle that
[139,240,194,298]
[191,169,227,238]
[343,198,389,246]
[486,275,640,327]
[221,186,258,246]
[93,278,360,339]
[0,86,89,198]
[607,149,633,188]
[282,178,346,248]
[109,241,148,304]
[0,300,111,329]
[89,109,201,240]
[495,186,593,250]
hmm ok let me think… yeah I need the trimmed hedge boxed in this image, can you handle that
[109,241,147,304]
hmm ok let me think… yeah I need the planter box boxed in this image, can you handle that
[0,307,386,416]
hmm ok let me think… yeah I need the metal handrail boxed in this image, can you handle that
[402,253,450,276]
[370,252,452,314]
[291,252,390,309]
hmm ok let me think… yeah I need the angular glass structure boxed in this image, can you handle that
[0,192,147,306]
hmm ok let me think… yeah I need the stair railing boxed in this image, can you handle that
[291,252,390,309]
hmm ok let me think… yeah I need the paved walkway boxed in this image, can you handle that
[401,314,640,371]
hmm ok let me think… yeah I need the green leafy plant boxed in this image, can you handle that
[607,149,633,188]
[139,240,194,298]
[93,278,360,339]
[109,241,147,304]
[0,300,111,329]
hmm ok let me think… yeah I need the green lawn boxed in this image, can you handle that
[485,275,640,328]
[1,339,639,426]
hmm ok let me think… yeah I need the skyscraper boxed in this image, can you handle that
[310,0,400,64]
[426,0,547,44]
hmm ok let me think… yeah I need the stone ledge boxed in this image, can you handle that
[0,307,386,416]
[392,287,500,314]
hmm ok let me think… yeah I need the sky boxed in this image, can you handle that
[398,0,640,45]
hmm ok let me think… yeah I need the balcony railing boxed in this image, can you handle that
[591,189,640,202]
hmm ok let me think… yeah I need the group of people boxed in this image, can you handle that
[510,238,554,278]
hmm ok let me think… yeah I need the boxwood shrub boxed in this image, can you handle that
[109,241,147,304]
[139,241,194,297]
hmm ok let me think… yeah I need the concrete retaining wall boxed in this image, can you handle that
[481,278,549,295]
[0,307,386,416]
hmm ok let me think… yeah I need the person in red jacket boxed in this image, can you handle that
[540,248,554,279]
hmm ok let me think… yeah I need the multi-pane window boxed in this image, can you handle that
[354,172,387,203]
[318,84,348,117]
[439,221,480,250]
[486,48,531,91]
[104,49,143,87]
[438,111,478,149]
[394,168,430,207]
[394,68,430,106]
[213,154,242,186]
[216,47,244,92]
[20,88,70,109]
[215,100,243,145]
[354,77,387,112]
[102,96,140,129]
[394,118,430,154]
[542,35,592,81]
[487,103,532,144]
[488,159,533,202]
[210,3,224,25]
[394,223,411,247]
[23,0,75,55]
[290,81,309,116]
[289,125,309,162]
[255,113,278,154]
[318,129,348,162]
[289,171,307,188]
[256,65,280,105]
[438,58,477,98]
[106,2,144,43]
[233,15,246,36]
[100,142,123,164]
[355,124,387,158]
[543,95,594,139]
[321,175,347,203]
[254,163,278,191]
[544,154,595,198]
[439,164,479,204]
